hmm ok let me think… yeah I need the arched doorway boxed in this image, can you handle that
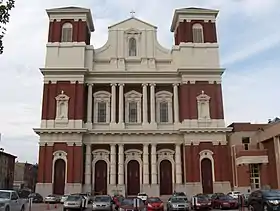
[94,160,108,194]
[127,160,140,195]
[201,158,213,194]
[53,159,66,195]
[160,160,173,195]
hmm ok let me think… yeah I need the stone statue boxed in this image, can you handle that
[55,90,70,121]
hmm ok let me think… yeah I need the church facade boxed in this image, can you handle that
[34,6,232,198]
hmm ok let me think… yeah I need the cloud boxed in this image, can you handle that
[0,0,279,162]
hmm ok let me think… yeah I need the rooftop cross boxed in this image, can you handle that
[130,10,135,17]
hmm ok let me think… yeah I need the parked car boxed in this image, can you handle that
[146,197,164,211]
[173,192,187,198]
[191,194,212,210]
[113,195,124,210]
[60,194,69,204]
[167,197,190,211]
[118,197,146,211]
[211,195,238,209]
[92,195,114,211]
[63,194,87,211]
[28,193,43,203]
[44,194,61,203]
[227,191,241,199]
[137,193,148,202]
[247,189,280,211]
[0,189,27,211]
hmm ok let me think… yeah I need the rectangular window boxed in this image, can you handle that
[192,28,203,43]
[249,164,260,189]
[242,137,250,150]
[128,102,137,123]
[97,102,106,123]
[159,102,169,123]
[61,28,72,42]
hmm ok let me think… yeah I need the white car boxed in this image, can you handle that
[137,193,148,202]
[228,191,241,199]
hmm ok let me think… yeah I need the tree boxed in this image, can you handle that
[0,0,15,54]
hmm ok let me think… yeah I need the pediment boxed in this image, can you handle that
[124,90,142,98]
[125,28,142,35]
[108,17,157,30]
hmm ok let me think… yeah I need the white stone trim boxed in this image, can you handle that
[52,150,67,184]
[124,149,143,185]
[93,91,111,123]
[199,150,215,182]
[124,90,142,124]
[156,91,173,124]
[157,149,175,184]
[125,28,141,58]
[196,91,211,120]
[236,155,268,166]
[192,23,204,43]
[55,91,70,124]
[92,149,110,185]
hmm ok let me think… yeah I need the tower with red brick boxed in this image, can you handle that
[35,7,94,197]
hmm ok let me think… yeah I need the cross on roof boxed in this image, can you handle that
[130,10,135,17]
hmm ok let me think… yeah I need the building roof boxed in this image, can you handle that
[108,17,157,29]
[46,6,95,32]
[0,150,17,158]
[227,122,267,132]
[170,7,219,32]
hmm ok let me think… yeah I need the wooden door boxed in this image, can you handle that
[160,160,173,195]
[127,160,140,195]
[53,159,66,195]
[201,158,213,194]
[94,160,108,194]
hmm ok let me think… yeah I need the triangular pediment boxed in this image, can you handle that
[46,6,90,14]
[108,17,157,30]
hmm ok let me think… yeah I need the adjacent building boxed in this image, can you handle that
[0,149,17,189]
[34,6,232,197]
[14,162,38,191]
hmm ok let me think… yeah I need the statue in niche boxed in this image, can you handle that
[197,90,210,119]
[55,90,70,121]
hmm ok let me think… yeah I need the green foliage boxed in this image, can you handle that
[0,0,15,54]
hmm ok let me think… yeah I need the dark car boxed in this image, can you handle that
[212,195,238,209]
[192,195,212,210]
[28,193,43,203]
[248,189,280,211]
[118,197,146,211]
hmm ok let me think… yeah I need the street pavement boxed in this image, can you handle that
[27,203,245,211]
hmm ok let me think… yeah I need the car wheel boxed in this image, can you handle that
[248,205,254,211]
[5,206,10,211]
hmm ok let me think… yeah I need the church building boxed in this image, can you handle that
[34,6,232,198]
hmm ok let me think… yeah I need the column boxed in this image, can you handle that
[110,84,117,123]
[274,136,280,188]
[87,84,93,124]
[84,144,92,188]
[118,144,124,185]
[142,83,148,124]
[151,144,157,184]
[110,144,116,185]
[118,84,124,124]
[173,83,179,123]
[143,144,149,184]
[150,84,156,124]
[175,144,182,184]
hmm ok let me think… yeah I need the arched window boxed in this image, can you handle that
[192,23,204,43]
[159,102,169,123]
[61,22,73,42]
[128,38,137,56]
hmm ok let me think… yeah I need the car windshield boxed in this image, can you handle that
[94,196,111,202]
[174,192,185,196]
[171,198,186,203]
[0,191,10,199]
[121,198,144,206]
[47,195,55,197]
[148,198,162,203]
[264,190,280,197]
[197,196,209,201]
[67,195,81,201]
[220,196,234,201]
[138,193,147,196]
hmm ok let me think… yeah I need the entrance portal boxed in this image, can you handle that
[53,159,66,195]
[127,160,140,195]
[94,160,108,194]
[201,158,213,194]
[159,160,173,195]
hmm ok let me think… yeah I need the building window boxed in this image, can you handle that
[159,102,169,123]
[61,22,73,42]
[242,137,250,150]
[192,23,204,43]
[128,102,138,123]
[124,90,142,123]
[156,91,173,124]
[97,102,107,123]
[93,91,111,123]
[128,38,137,56]
[249,164,260,189]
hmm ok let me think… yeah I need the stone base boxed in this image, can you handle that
[233,186,251,193]
[82,184,92,193]
[185,182,203,197]
[213,181,231,193]
[174,184,187,193]
[107,184,120,195]
[65,183,82,194]
[36,183,52,198]
[115,185,126,196]
[142,184,159,196]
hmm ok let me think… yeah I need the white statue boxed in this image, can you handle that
[197,90,210,119]
[55,90,70,121]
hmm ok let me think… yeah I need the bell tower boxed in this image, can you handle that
[46,6,94,44]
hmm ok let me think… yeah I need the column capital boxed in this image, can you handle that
[110,83,117,87]
[87,83,94,86]
[110,143,116,147]
[142,83,148,87]
[149,83,156,87]
[172,83,179,87]
[118,83,125,87]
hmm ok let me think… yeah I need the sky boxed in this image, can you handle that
[0,0,279,163]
